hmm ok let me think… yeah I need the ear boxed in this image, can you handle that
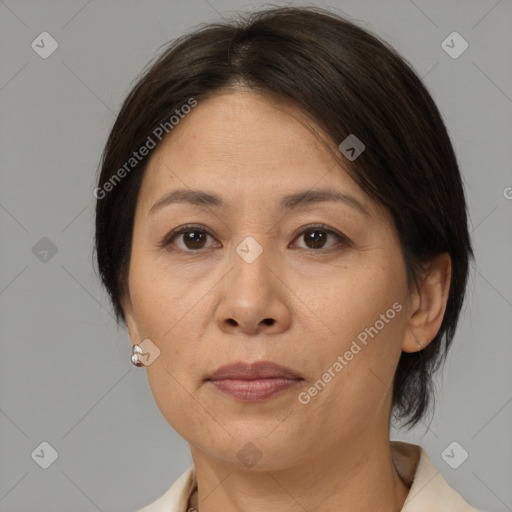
[402,253,452,353]
[121,292,142,347]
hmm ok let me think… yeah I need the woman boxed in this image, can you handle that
[94,6,481,512]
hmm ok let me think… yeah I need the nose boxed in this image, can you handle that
[214,241,291,336]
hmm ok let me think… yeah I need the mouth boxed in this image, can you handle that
[207,378,302,401]
[206,361,304,402]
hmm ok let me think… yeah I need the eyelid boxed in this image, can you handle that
[289,223,353,252]
[158,223,217,250]
[290,223,351,244]
[158,223,352,252]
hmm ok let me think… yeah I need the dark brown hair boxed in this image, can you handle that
[94,5,473,429]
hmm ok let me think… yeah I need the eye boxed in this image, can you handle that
[159,224,219,252]
[159,223,351,253]
[290,224,351,252]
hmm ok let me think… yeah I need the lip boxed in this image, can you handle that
[206,361,303,402]
[207,361,303,380]
[208,378,302,401]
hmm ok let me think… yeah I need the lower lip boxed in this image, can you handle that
[208,378,302,401]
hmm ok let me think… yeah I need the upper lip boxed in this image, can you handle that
[207,361,303,381]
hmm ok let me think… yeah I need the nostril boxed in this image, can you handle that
[262,318,275,325]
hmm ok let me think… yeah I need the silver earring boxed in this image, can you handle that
[131,344,143,367]
[417,340,422,352]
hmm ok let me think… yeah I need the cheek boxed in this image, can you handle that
[128,247,207,337]
[145,363,219,444]
[296,256,408,412]
[301,254,408,346]
[128,254,216,433]
[130,273,205,373]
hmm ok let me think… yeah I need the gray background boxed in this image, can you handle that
[0,0,511,511]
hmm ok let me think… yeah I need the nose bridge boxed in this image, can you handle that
[232,232,273,292]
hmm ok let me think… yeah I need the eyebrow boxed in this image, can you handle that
[148,187,371,217]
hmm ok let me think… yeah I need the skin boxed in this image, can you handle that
[123,89,452,512]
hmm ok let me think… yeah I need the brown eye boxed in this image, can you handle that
[303,228,328,249]
[180,229,209,250]
[160,225,218,252]
[159,223,350,254]
[292,224,350,252]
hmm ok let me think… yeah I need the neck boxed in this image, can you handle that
[188,436,410,512]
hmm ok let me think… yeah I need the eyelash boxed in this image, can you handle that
[158,223,352,254]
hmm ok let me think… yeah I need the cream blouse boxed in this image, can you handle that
[136,441,483,511]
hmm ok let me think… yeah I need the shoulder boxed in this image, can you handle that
[134,465,196,512]
[392,440,484,512]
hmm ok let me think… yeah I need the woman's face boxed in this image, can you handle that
[123,89,420,469]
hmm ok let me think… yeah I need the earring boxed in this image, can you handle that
[131,344,143,367]
[417,340,422,352]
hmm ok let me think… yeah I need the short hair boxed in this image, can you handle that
[94,5,473,429]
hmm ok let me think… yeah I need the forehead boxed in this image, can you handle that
[148,90,335,169]
[137,90,380,218]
